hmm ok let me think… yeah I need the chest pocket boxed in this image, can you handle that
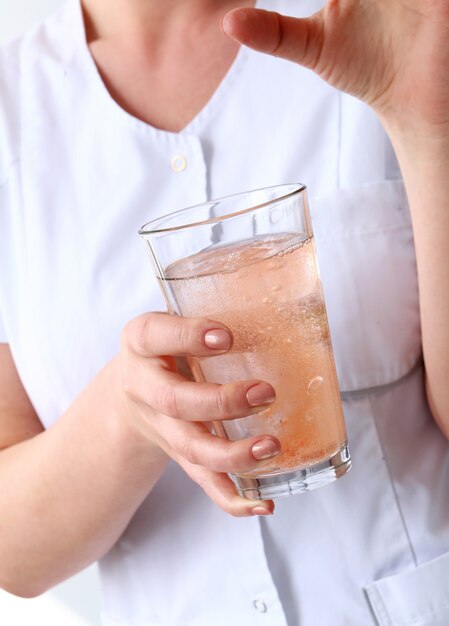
[364,550,449,626]
[310,180,421,394]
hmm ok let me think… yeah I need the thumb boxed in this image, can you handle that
[221,8,324,70]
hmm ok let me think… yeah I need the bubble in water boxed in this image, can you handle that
[307,376,324,393]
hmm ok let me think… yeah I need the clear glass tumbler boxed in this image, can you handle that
[139,184,351,499]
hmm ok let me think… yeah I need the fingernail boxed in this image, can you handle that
[252,438,280,460]
[251,506,273,516]
[246,382,275,407]
[204,329,232,350]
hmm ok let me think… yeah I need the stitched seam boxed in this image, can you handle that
[363,587,383,625]
[370,585,394,626]
[405,602,449,626]
[365,585,391,626]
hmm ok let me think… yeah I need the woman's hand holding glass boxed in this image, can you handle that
[117,311,279,516]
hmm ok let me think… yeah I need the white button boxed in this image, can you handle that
[253,599,268,613]
[171,154,187,172]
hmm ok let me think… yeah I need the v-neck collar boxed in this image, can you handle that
[72,0,262,139]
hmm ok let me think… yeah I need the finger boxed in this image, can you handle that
[180,460,275,517]
[221,7,324,70]
[158,417,281,474]
[140,367,276,420]
[122,312,233,358]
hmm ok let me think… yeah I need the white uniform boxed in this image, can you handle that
[1,1,449,624]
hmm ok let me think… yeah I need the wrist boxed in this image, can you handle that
[379,114,449,167]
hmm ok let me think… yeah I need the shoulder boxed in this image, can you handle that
[0,0,74,183]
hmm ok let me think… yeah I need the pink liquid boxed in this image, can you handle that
[163,234,347,475]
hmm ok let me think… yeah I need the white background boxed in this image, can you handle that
[0,1,102,624]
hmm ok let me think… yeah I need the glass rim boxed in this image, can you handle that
[138,182,307,236]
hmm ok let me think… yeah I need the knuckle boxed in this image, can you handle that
[217,493,244,518]
[272,11,283,56]
[211,386,233,417]
[156,383,181,418]
[140,315,156,352]
[172,319,195,353]
[179,437,199,465]
[121,314,156,353]
[222,443,238,473]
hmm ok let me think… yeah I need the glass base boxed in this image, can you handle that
[233,442,351,500]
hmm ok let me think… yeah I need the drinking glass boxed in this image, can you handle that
[139,184,351,499]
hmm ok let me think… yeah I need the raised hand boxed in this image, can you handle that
[223,1,449,139]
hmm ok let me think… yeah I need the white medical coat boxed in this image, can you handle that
[1,1,449,624]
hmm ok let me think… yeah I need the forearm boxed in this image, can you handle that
[384,127,449,435]
[0,358,167,597]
